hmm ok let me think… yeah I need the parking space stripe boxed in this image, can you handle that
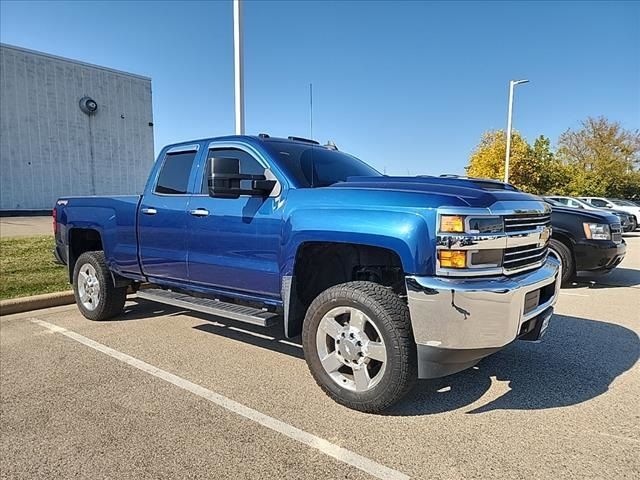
[30,318,409,480]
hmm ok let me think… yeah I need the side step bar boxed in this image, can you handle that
[136,288,280,327]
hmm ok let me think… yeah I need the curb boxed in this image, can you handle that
[0,291,75,316]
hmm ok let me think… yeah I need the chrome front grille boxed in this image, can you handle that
[611,223,623,243]
[504,244,548,271]
[503,212,551,274]
[504,213,551,233]
[436,201,553,277]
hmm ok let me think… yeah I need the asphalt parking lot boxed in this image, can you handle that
[2,235,639,479]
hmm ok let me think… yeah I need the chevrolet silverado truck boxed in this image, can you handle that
[54,134,560,412]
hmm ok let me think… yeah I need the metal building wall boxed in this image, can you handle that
[0,43,154,212]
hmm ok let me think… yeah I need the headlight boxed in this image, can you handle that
[440,215,465,233]
[583,223,611,240]
[439,215,503,234]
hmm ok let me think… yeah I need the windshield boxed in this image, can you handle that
[572,198,595,208]
[611,199,637,207]
[263,142,381,187]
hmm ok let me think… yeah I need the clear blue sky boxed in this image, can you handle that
[2,0,638,175]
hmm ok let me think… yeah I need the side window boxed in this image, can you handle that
[556,198,569,205]
[201,148,265,193]
[155,150,198,195]
[590,199,608,207]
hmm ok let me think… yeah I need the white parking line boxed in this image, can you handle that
[30,318,409,480]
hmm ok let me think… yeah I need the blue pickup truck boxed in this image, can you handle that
[54,134,560,412]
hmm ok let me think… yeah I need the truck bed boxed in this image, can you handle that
[55,195,143,278]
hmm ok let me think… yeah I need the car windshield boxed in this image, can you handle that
[611,199,636,207]
[263,141,381,187]
[572,198,595,208]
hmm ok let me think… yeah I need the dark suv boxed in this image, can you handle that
[545,199,626,285]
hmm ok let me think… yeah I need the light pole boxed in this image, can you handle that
[504,79,529,183]
[233,0,245,135]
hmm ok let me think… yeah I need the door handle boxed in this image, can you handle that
[189,208,210,217]
[141,207,157,215]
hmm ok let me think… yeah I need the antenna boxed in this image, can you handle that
[309,83,313,140]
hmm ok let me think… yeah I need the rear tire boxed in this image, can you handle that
[549,239,574,286]
[73,251,127,321]
[302,281,417,413]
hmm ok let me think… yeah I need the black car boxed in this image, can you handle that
[545,199,626,285]
[544,195,637,232]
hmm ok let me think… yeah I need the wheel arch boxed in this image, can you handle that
[68,228,104,282]
[282,241,408,338]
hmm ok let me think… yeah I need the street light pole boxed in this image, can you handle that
[504,79,529,183]
[233,0,245,135]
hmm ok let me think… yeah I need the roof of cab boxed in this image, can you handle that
[163,134,330,152]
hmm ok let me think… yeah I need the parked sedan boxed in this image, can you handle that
[545,196,637,232]
[579,197,640,229]
[545,199,626,285]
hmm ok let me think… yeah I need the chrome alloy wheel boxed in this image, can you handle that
[78,263,100,311]
[316,306,387,392]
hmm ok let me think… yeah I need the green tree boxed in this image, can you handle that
[557,116,640,197]
[529,135,571,194]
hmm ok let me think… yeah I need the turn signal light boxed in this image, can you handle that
[440,215,465,233]
[438,250,467,268]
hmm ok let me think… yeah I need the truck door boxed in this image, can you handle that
[138,145,200,283]
[186,145,282,298]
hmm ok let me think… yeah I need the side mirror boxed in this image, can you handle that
[208,157,276,198]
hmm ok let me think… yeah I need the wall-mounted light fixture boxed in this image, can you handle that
[79,96,98,115]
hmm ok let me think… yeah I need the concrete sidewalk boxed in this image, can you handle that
[0,216,52,238]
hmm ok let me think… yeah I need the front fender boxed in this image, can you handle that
[280,207,434,276]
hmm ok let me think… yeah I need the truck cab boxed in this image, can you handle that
[54,135,561,412]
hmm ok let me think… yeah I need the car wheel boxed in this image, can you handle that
[302,281,417,413]
[549,239,574,286]
[73,251,127,321]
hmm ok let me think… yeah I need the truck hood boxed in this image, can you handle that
[330,176,541,208]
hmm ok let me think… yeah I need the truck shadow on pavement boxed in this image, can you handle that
[388,314,639,416]
[572,267,640,288]
[122,301,638,416]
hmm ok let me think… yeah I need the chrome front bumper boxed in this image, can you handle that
[405,255,561,378]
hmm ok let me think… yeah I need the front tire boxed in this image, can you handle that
[302,281,417,413]
[549,239,574,286]
[73,251,127,321]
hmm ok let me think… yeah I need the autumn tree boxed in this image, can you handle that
[466,130,566,194]
[465,118,640,198]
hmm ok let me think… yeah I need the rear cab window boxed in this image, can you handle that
[155,149,199,195]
